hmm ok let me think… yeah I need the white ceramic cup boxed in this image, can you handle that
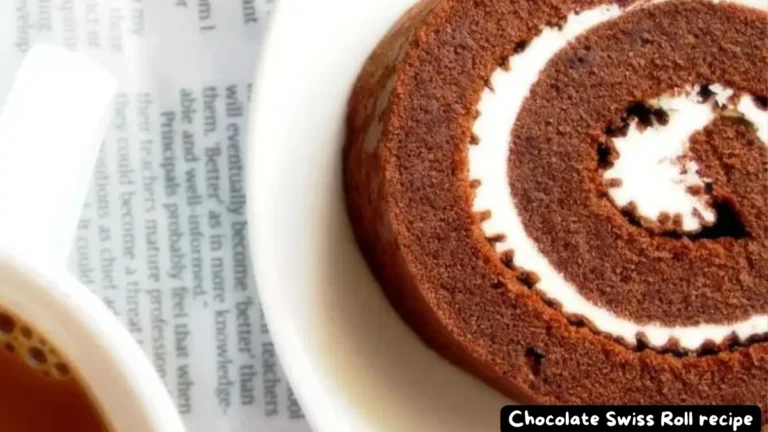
[0,44,185,432]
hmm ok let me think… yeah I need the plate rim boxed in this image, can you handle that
[247,0,331,430]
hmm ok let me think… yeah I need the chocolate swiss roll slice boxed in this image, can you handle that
[344,0,768,412]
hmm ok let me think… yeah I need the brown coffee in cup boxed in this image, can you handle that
[0,306,111,430]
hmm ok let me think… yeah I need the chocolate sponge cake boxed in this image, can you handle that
[344,0,768,411]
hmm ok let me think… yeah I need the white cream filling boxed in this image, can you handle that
[605,85,768,232]
[468,1,768,349]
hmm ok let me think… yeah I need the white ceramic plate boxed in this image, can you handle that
[248,0,512,431]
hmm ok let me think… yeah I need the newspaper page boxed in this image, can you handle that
[0,1,311,431]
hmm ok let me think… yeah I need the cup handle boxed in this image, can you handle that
[0,44,117,266]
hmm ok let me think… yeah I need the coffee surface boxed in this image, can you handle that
[0,307,110,431]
